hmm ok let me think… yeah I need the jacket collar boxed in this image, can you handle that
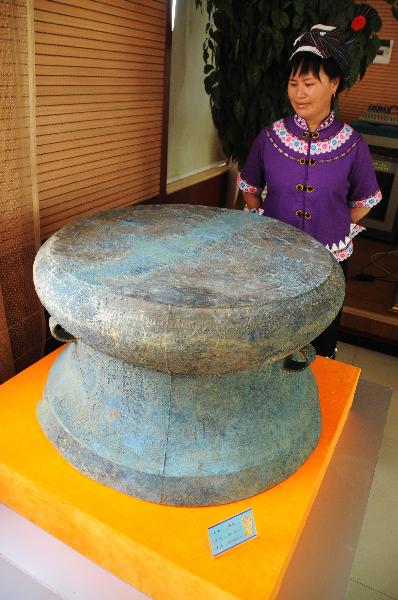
[294,111,335,132]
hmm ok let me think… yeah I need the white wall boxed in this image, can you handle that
[167,1,225,183]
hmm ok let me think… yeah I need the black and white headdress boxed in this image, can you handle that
[290,24,352,80]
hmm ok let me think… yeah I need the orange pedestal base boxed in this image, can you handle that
[0,349,359,600]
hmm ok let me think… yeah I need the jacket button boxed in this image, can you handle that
[296,183,304,191]
[299,158,306,165]
[304,211,312,219]
[295,209,303,217]
[312,131,320,139]
[309,159,316,166]
[306,185,315,192]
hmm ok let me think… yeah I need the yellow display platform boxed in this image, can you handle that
[0,349,360,600]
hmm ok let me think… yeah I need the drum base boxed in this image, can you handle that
[37,343,321,506]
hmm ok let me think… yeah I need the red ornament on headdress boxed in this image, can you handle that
[351,15,366,31]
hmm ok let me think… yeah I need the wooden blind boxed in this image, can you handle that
[34,0,167,239]
[339,0,398,124]
[1,0,45,378]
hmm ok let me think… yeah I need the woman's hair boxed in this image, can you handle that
[289,51,346,95]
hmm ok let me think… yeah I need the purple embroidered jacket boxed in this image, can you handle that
[239,112,382,261]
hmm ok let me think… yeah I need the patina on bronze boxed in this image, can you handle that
[33,205,345,506]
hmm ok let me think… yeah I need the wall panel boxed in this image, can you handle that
[34,0,168,239]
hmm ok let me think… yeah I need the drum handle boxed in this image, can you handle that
[49,316,76,343]
[283,344,316,372]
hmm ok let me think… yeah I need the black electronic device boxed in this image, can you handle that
[354,105,398,243]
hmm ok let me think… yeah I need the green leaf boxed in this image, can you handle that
[292,14,303,30]
[259,89,268,110]
[367,12,382,32]
[279,11,289,28]
[248,104,257,123]
[245,4,254,23]
[333,13,348,30]
[233,99,244,120]
[213,12,223,29]
[270,8,289,29]
[359,54,368,79]
[259,25,273,35]
[272,30,284,60]
[240,23,249,40]
[306,8,319,22]
[370,35,381,53]
[349,55,361,85]
[259,0,271,17]
[239,82,248,108]
[263,46,273,68]
[293,0,305,16]
[204,71,217,94]
[249,66,262,87]
[271,9,280,28]
[255,32,264,59]
[212,85,221,107]
[234,38,240,60]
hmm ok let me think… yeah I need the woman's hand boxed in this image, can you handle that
[351,207,371,223]
[243,192,262,210]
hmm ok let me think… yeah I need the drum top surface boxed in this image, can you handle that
[40,204,333,309]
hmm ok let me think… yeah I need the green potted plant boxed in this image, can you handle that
[195,0,396,169]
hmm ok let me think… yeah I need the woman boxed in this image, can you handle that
[239,24,382,359]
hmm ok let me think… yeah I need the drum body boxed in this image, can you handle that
[34,205,345,506]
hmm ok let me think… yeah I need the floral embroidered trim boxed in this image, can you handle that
[273,119,353,155]
[237,175,263,195]
[284,121,351,143]
[332,240,354,262]
[294,114,307,130]
[273,120,307,153]
[266,129,360,163]
[325,223,365,262]
[349,189,382,208]
[294,111,335,131]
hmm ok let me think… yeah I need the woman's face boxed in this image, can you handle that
[288,66,339,124]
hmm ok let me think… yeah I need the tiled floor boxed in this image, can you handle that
[338,342,398,600]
